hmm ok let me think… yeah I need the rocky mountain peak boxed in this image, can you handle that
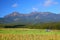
[10,12,20,16]
[4,12,21,18]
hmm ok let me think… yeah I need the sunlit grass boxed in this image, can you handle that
[0,28,60,40]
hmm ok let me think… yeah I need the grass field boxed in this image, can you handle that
[0,28,60,40]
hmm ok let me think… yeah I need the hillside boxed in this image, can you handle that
[0,12,60,24]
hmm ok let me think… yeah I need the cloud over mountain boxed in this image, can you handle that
[43,0,58,7]
[12,3,18,8]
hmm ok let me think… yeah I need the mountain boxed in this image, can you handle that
[0,11,60,24]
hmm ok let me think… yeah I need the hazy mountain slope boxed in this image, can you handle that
[0,12,60,24]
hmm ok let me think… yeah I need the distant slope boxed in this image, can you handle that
[0,11,60,24]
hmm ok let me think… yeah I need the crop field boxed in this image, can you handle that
[0,28,60,40]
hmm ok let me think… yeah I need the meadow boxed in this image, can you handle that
[0,28,60,40]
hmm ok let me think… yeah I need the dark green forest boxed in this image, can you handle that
[0,22,60,30]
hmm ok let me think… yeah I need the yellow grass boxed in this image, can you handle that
[0,34,60,40]
[0,28,60,40]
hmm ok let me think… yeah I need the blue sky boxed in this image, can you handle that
[0,0,60,17]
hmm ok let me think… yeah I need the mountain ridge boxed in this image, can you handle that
[0,11,60,24]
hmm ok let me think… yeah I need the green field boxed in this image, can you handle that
[0,28,60,40]
[0,28,60,34]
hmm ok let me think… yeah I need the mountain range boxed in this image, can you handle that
[0,11,60,24]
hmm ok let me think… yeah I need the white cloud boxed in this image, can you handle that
[53,2,58,4]
[32,8,38,11]
[12,3,18,8]
[43,0,58,7]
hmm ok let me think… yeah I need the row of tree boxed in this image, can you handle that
[26,22,60,30]
[0,22,60,29]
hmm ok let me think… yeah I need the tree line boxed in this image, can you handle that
[0,22,60,30]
